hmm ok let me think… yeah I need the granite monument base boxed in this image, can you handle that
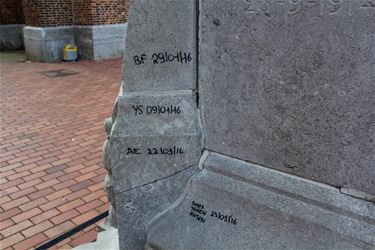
[104,88,202,250]
[146,151,375,250]
[116,165,198,250]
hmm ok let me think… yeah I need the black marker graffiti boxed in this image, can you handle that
[189,201,207,223]
[132,105,181,116]
[133,51,192,65]
[210,210,237,225]
[126,147,184,156]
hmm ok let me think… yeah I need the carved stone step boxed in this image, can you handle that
[146,152,375,250]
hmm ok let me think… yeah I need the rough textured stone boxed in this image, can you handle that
[341,188,375,203]
[110,91,202,193]
[104,1,375,250]
[74,223,119,250]
[121,0,197,92]
[146,152,375,250]
[74,24,127,60]
[199,0,375,195]
[104,3,202,249]
[117,165,198,250]
[0,24,24,50]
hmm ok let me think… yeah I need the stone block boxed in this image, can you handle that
[74,24,127,60]
[121,0,197,92]
[146,152,375,249]
[0,24,24,50]
[110,91,202,193]
[74,223,119,250]
[199,0,375,195]
[23,26,74,62]
[117,165,198,250]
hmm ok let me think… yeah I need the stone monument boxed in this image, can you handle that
[103,0,375,249]
[103,0,202,249]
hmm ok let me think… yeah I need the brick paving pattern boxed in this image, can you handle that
[0,59,121,249]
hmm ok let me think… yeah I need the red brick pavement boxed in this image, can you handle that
[0,59,121,249]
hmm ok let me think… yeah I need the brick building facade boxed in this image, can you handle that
[73,0,128,25]
[0,0,129,61]
[20,0,129,27]
[22,0,74,27]
[0,0,25,50]
[0,0,24,25]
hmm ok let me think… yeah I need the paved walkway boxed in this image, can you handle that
[0,58,121,249]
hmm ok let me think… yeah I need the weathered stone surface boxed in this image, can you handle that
[23,24,126,62]
[74,223,119,250]
[23,26,74,62]
[117,165,198,250]
[341,187,375,203]
[121,0,197,92]
[74,24,127,60]
[0,24,24,50]
[199,0,375,195]
[146,152,375,250]
[104,1,375,250]
[110,91,202,193]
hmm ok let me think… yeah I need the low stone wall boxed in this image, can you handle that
[23,26,74,62]
[23,23,127,62]
[0,24,24,50]
[74,24,127,60]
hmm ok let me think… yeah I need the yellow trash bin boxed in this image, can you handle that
[63,44,78,61]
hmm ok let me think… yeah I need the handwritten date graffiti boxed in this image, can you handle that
[188,201,238,226]
[132,105,181,116]
[133,51,192,65]
[127,146,184,156]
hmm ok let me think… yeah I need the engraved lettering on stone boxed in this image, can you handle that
[327,0,341,15]
[307,0,318,6]
[288,0,302,14]
[242,0,372,16]
[258,0,271,15]
[243,0,271,15]
[243,0,256,13]
[360,0,375,8]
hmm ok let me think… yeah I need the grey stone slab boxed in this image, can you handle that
[146,152,375,250]
[74,24,127,60]
[74,223,119,250]
[0,24,24,50]
[199,0,375,195]
[73,26,94,59]
[110,91,202,193]
[341,187,375,203]
[112,91,200,136]
[23,26,74,62]
[117,165,198,250]
[121,0,197,92]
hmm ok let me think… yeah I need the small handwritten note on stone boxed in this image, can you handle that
[189,201,207,223]
[188,200,238,225]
